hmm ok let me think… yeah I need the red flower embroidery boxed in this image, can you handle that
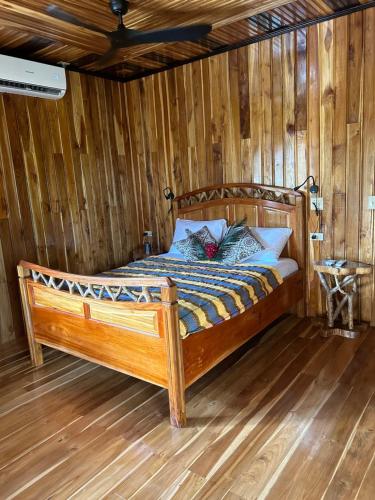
[204,242,219,259]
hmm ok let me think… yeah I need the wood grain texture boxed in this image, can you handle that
[183,271,304,387]
[117,10,375,324]
[16,189,304,426]
[0,317,374,498]
[174,183,306,280]
[1,9,375,344]
[0,1,373,81]
[0,72,142,343]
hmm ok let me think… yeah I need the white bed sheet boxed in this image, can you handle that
[159,254,298,279]
[269,258,299,278]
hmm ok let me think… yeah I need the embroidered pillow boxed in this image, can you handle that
[215,225,264,264]
[169,218,227,257]
[185,226,219,259]
[174,226,215,261]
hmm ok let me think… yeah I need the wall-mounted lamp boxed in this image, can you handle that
[163,187,175,214]
[294,175,320,217]
[294,175,319,194]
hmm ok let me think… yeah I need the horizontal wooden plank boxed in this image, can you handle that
[32,286,84,316]
[89,302,160,335]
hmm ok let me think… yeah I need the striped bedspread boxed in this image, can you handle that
[103,256,283,338]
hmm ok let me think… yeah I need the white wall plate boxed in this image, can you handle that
[310,232,324,241]
[368,196,375,210]
[310,197,323,211]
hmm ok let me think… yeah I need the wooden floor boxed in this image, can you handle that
[0,316,374,499]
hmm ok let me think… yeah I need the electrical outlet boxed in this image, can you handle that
[368,196,375,210]
[310,232,324,241]
[310,197,323,211]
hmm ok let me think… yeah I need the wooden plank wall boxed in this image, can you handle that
[120,9,375,324]
[0,73,141,343]
[0,9,374,343]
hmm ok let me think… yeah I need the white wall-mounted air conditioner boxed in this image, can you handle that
[0,54,66,100]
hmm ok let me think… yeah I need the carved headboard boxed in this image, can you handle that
[174,183,306,270]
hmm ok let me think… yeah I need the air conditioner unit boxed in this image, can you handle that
[0,54,66,100]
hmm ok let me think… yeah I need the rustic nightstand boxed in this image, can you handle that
[313,260,372,338]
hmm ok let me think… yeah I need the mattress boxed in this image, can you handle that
[268,258,299,278]
[101,256,284,338]
[161,253,299,279]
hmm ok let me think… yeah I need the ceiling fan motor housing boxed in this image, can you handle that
[110,0,129,16]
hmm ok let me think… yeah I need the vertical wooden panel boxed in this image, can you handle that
[282,32,296,189]
[307,24,322,317]
[319,20,335,263]
[228,50,241,182]
[295,29,308,191]
[260,39,273,185]
[347,12,363,124]
[238,46,250,141]
[272,36,284,187]
[360,8,375,325]
[295,29,308,133]
[249,42,262,183]
[332,16,348,260]
[0,73,143,343]
[346,123,362,262]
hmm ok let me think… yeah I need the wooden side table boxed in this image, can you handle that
[313,260,372,338]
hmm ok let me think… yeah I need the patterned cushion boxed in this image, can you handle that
[216,226,264,264]
[186,226,219,259]
[174,226,215,261]
[185,226,217,246]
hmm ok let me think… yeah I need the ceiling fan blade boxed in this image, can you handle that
[95,48,119,69]
[120,24,212,46]
[47,5,109,35]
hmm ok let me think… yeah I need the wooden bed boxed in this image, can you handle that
[18,183,306,427]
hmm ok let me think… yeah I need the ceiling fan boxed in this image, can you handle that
[47,0,212,68]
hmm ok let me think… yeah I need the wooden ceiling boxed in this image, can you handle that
[0,0,374,81]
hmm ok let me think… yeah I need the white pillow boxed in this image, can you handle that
[171,218,227,243]
[242,227,293,263]
[169,218,227,257]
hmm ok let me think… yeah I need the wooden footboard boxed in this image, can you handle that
[17,261,186,427]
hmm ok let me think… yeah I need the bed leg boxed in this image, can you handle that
[17,265,44,367]
[168,386,186,428]
[162,286,187,428]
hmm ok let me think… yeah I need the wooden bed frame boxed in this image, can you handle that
[18,183,306,427]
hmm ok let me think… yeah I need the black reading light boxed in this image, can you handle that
[294,175,320,217]
[163,187,175,214]
[294,175,319,194]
